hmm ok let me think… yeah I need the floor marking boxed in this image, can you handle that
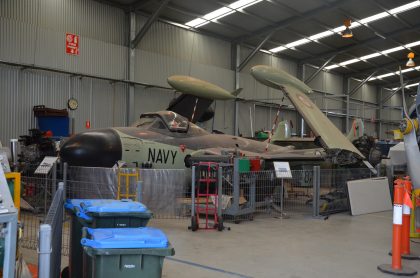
[167,257,253,278]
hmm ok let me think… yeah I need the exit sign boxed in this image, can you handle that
[66,33,79,55]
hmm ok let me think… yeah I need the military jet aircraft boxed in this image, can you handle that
[60,68,364,169]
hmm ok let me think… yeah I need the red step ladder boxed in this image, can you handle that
[190,162,223,231]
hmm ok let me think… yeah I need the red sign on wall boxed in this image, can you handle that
[66,33,79,55]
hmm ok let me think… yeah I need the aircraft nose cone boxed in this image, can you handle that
[60,129,122,167]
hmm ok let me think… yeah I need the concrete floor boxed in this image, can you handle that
[22,211,420,278]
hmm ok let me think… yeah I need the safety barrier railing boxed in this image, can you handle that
[38,183,65,278]
[18,165,385,259]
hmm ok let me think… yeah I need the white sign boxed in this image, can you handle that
[273,161,292,179]
[35,156,58,175]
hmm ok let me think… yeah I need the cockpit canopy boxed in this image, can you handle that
[133,111,189,133]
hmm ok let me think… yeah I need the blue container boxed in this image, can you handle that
[81,227,169,249]
[65,199,152,278]
[81,228,174,278]
[37,116,69,137]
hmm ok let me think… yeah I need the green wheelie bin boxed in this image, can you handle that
[81,227,174,278]
[64,199,152,278]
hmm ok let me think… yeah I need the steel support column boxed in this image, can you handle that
[234,44,240,136]
[127,12,136,125]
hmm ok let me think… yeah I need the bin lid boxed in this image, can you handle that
[65,199,148,214]
[81,227,169,249]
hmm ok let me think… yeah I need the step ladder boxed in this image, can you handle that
[117,168,139,200]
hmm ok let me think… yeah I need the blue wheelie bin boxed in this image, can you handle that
[65,199,152,278]
[81,227,175,278]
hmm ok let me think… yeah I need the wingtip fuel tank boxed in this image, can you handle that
[167,75,240,100]
[250,65,312,95]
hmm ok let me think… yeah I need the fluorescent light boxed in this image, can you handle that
[340,58,360,66]
[360,53,381,60]
[389,1,420,14]
[286,38,310,48]
[360,12,388,24]
[185,18,207,27]
[236,0,263,10]
[265,1,420,52]
[381,46,404,54]
[229,0,256,9]
[309,30,334,40]
[269,46,287,52]
[406,40,420,48]
[325,64,340,70]
[378,73,396,78]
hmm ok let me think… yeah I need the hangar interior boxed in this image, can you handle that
[1,0,420,277]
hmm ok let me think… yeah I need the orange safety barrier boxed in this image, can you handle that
[377,179,417,276]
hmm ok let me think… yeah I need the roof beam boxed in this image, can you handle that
[131,0,171,49]
[238,32,274,72]
[381,82,409,104]
[304,55,337,84]
[348,70,378,96]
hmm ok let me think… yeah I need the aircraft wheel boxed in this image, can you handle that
[61,266,69,278]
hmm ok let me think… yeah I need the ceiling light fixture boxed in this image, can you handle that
[407,52,416,67]
[341,19,353,38]
[185,0,263,28]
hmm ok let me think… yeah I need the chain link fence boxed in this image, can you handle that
[18,164,384,257]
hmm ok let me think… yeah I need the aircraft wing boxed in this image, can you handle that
[167,94,213,123]
[282,84,364,158]
[191,147,325,161]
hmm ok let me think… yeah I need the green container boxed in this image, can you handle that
[238,159,250,173]
[81,227,174,278]
[65,199,152,278]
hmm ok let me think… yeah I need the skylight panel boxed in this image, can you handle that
[229,0,256,9]
[286,39,310,48]
[309,30,334,40]
[406,41,420,48]
[325,64,340,70]
[269,46,287,52]
[263,1,420,53]
[359,12,388,24]
[185,18,207,27]
[203,7,232,20]
[389,1,420,14]
[360,53,381,60]
[340,59,360,66]
[381,46,405,54]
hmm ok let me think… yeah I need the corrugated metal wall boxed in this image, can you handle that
[0,0,127,80]
[0,64,127,144]
[0,0,397,142]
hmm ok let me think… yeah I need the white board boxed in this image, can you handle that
[347,177,392,216]
[273,162,292,179]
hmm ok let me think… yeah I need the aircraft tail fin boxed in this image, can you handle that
[271,120,291,142]
[231,88,243,97]
[346,118,364,142]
